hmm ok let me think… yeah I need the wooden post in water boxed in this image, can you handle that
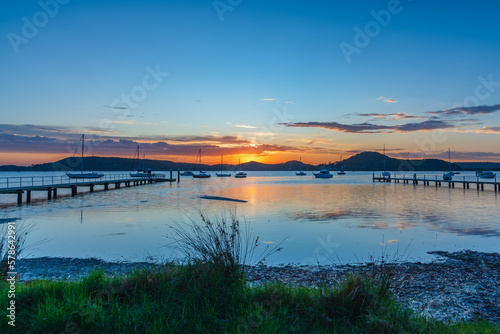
[48,188,52,200]
[178,169,180,183]
[17,190,22,206]
[53,188,57,199]
[26,190,31,204]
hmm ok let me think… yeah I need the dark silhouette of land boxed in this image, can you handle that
[1,151,489,172]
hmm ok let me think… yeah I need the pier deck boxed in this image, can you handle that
[0,171,180,206]
[373,173,500,192]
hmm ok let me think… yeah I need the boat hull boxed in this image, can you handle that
[313,174,333,178]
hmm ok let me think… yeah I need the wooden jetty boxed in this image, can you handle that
[0,170,180,206]
[373,173,500,192]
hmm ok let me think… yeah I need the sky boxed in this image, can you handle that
[1,0,500,166]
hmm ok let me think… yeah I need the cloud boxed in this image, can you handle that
[395,120,456,132]
[259,98,276,101]
[426,103,500,117]
[281,119,457,133]
[235,124,257,129]
[281,121,393,133]
[376,96,397,103]
[103,105,129,110]
[476,126,500,133]
[357,112,422,120]
[0,123,308,159]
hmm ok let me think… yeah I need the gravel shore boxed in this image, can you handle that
[14,250,500,323]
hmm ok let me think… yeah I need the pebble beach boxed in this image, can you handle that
[15,250,500,323]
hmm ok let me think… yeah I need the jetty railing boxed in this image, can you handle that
[373,172,499,192]
[0,173,133,190]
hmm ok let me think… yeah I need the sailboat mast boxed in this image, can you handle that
[383,144,386,171]
[81,134,84,172]
[448,148,451,172]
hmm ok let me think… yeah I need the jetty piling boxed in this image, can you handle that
[0,173,176,206]
[373,173,499,192]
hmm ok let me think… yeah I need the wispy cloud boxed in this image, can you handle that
[0,123,306,159]
[281,119,457,133]
[376,96,397,103]
[357,112,422,120]
[235,124,257,129]
[476,126,500,133]
[426,103,500,117]
[103,105,129,110]
[259,98,276,101]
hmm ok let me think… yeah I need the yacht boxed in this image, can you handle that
[66,134,104,179]
[476,171,496,179]
[313,169,333,178]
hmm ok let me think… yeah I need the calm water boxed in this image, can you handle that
[1,171,499,265]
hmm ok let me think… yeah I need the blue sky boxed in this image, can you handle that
[1,0,500,165]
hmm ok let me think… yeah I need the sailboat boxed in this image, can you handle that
[295,157,307,176]
[216,155,231,177]
[66,134,104,179]
[130,146,165,178]
[382,144,391,179]
[180,152,197,176]
[193,149,211,178]
[337,152,346,175]
[443,148,453,181]
[234,159,247,178]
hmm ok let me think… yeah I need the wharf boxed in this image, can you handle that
[373,173,500,192]
[0,171,180,206]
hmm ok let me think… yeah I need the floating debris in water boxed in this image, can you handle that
[197,195,247,203]
[0,218,19,224]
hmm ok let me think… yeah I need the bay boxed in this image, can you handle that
[1,171,499,265]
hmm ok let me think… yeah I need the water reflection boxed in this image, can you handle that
[1,171,498,264]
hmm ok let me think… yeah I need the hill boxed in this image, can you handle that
[0,152,463,172]
[327,152,461,172]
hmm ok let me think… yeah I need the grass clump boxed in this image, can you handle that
[167,211,284,273]
[0,220,34,279]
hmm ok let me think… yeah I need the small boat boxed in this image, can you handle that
[216,155,231,177]
[129,146,166,178]
[313,169,333,178]
[193,171,211,178]
[193,149,211,178]
[66,134,104,179]
[381,144,390,179]
[442,172,454,181]
[234,159,247,178]
[443,148,453,181]
[337,153,346,175]
[476,171,496,178]
[180,171,195,176]
[295,157,307,176]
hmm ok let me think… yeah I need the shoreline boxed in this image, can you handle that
[12,250,500,323]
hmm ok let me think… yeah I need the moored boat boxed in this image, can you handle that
[216,155,231,177]
[234,159,247,178]
[476,171,496,178]
[313,169,333,178]
[295,157,307,176]
[192,149,211,178]
[66,134,104,179]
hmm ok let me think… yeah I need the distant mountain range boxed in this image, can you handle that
[1,151,499,172]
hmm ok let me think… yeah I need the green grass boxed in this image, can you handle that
[1,264,498,333]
